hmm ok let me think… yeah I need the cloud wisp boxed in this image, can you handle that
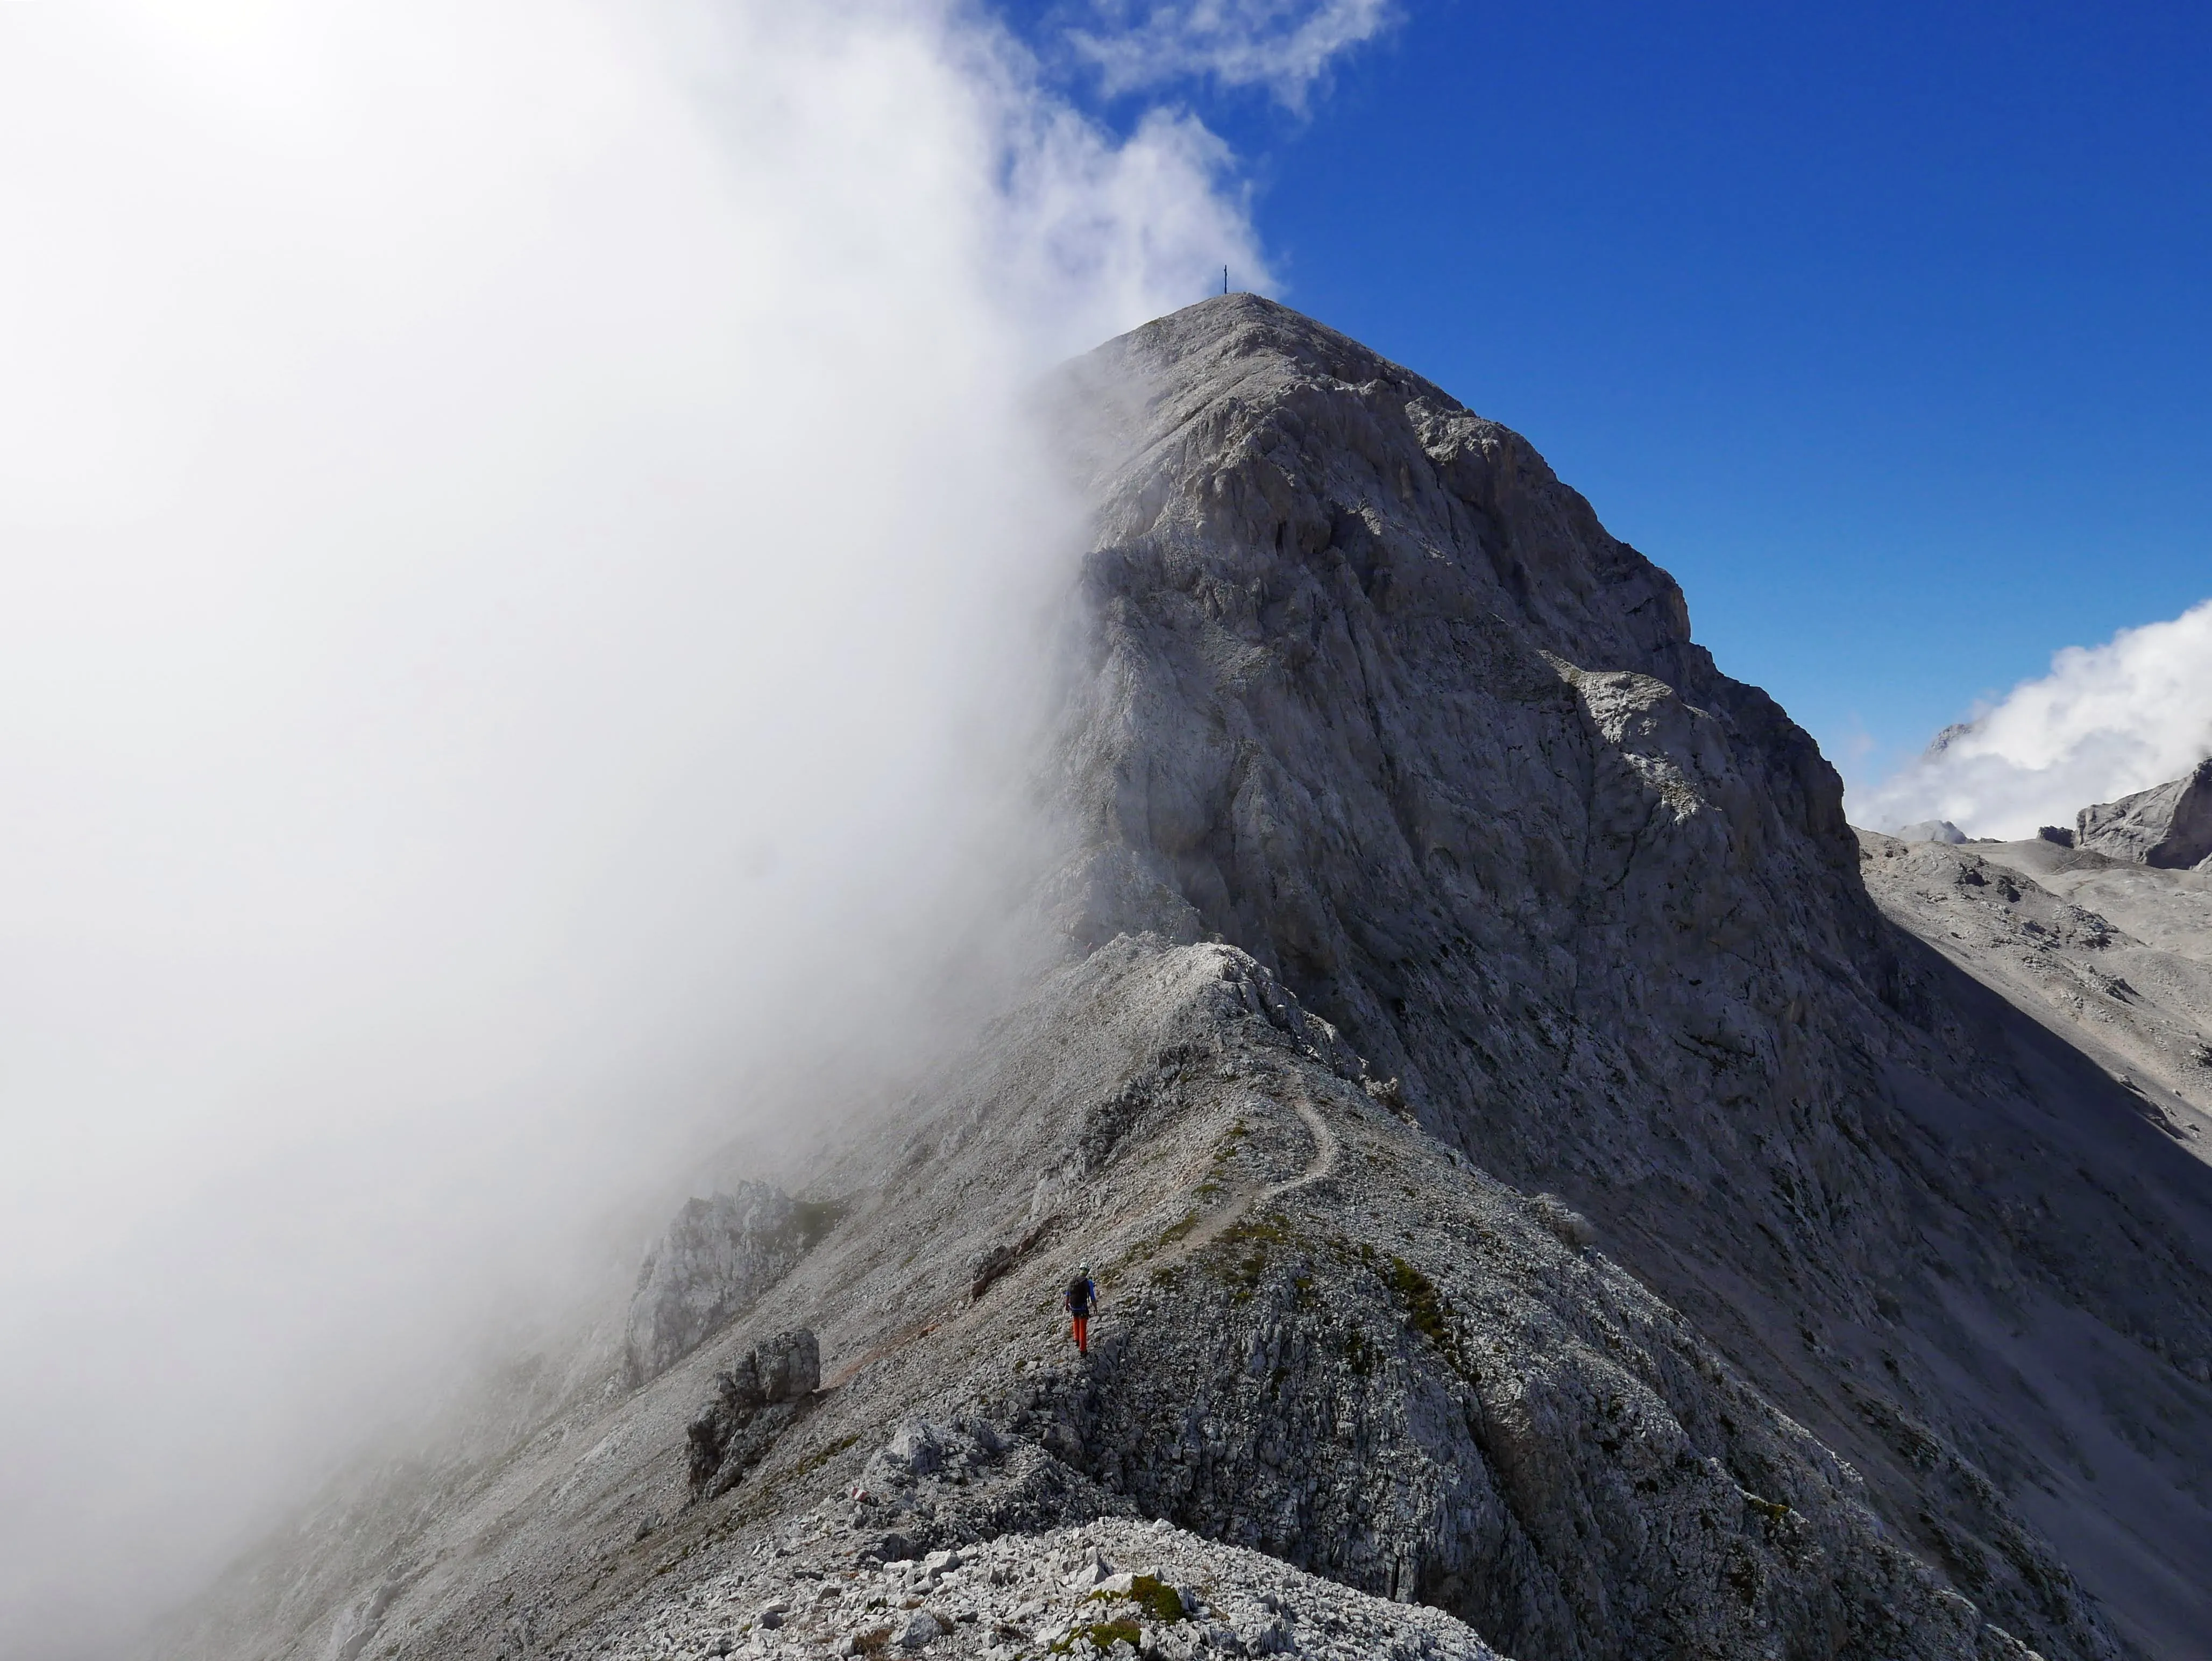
[1068,0,1398,110]
[1852,598,2212,838]
[0,2,1274,1655]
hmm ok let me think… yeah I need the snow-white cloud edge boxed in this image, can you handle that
[1851,597,2212,839]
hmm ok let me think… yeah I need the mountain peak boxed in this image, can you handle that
[171,305,2212,1661]
[1104,292,1455,402]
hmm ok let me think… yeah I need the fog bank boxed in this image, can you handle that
[0,3,1305,1654]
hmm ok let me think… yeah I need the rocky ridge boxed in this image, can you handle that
[159,298,2212,1661]
[574,1516,1503,1661]
[168,939,2057,1661]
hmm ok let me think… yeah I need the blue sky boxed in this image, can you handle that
[1011,0,2212,792]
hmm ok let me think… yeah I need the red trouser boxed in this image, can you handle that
[1072,1315,1089,1353]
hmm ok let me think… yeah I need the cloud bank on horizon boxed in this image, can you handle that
[1853,598,2212,839]
[0,3,1385,1657]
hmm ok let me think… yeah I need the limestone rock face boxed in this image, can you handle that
[625,1184,831,1386]
[2076,759,2212,869]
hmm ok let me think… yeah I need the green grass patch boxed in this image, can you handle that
[1206,1210,1293,1298]
[1111,1211,1202,1279]
[1218,1212,1292,1251]
[1204,1121,1251,1175]
[1088,1575,1186,1623]
[1385,1255,1449,1344]
[1343,1326,1377,1377]
[1381,1254,1473,1373]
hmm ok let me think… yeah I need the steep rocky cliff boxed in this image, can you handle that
[162,297,2212,1661]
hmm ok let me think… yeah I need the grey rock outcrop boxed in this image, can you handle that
[625,1184,836,1386]
[2076,759,2212,869]
[685,1329,821,1501]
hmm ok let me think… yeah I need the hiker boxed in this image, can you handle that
[1064,1262,1099,1354]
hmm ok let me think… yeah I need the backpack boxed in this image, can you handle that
[1066,1276,1093,1312]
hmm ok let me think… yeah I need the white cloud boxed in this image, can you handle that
[1069,0,1397,109]
[1852,598,2212,839]
[0,2,1271,1654]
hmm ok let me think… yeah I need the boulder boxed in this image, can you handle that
[896,1610,941,1649]
[753,1328,821,1402]
[2076,759,2212,868]
[1896,819,1968,844]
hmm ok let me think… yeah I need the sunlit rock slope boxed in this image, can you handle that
[165,297,2212,1661]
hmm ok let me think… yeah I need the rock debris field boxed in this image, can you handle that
[586,1517,1500,1661]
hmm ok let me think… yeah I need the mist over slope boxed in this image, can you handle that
[157,299,2212,1661]
[0,4,1286,1656]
